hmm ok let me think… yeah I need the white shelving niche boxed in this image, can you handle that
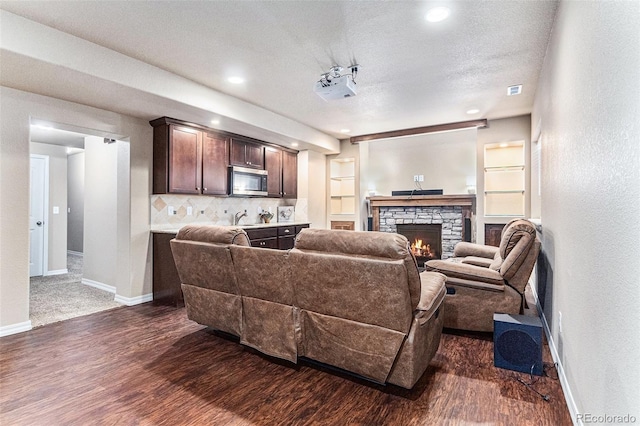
[329,158,356,215]
[484,141,525,217]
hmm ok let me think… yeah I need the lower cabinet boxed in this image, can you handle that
[244,224,309,250]
[152,232,183,307]
[152,224,310,306]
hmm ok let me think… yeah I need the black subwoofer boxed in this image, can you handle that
[493,313,543,376]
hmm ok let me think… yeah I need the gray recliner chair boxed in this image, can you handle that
[425,219,540,332]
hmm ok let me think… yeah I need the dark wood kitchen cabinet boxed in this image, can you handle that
[230,138,264,169]
[151,118,229,195]
[265,147,297,198]
[265,147,283,197]
[244,223,309,250]
[282,150,297,198]
[152,232,183,307]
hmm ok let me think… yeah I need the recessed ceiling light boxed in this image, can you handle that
[466,108,480,115]
[425,7,450,23]
[210,119,220,125]
[291,142,299,147]
[340,129,351,134]
[227,76,245,84]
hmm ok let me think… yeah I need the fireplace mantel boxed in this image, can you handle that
[367,194,476,234]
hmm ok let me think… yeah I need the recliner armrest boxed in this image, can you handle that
[460,256,493,268]
[453,242,499,259]
[425,259,504,286]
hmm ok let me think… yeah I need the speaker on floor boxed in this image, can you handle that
[493,313,543,376]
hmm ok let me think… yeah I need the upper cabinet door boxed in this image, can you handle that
[201,132,229,195]
[168,125,201,194]
[230,138,264,169]
[282,151,297,198]
[265,147,283,197]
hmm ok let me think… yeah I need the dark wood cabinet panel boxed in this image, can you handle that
[152,233,183,307]
[331,221,355,231]
[485,223,506,247]
[168,126,201,194]
[265,148,283,197]
[282,151,297,198]
[230,138,264,169]
[201,132,229,195]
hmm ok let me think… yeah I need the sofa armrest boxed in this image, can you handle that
[415,272,446,319]
[453,242,499,259]
[425,259,504,286]
[460,256,493,268]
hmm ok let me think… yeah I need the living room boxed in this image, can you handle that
[1,2,638,425]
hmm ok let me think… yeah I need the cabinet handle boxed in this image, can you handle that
[196,187,200,190]
[260,241,266,246]
[284,229,290,234]
[203,188,208,191]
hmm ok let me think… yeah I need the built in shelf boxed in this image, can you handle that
[484,190,525,194]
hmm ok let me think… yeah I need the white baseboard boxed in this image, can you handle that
[114,293,153,306]
[81,278,116,294]
[45,268,68,276]
[0,320,33,337]
[530,283,580,426]
[67,250,83,257]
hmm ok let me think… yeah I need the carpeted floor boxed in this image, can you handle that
[29,253,124,327]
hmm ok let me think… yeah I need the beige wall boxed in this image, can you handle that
[67,152,84,253]
[532,0,639,421]
[0,87,153,331]
[29,142,68,273]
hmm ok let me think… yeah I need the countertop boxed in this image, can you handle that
[150,222,310,234]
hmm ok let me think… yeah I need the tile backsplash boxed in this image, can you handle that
[151,194,306,227]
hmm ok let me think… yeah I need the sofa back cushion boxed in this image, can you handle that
[171,225,249,294]
[294,229,422,309]
[498,220,536,281]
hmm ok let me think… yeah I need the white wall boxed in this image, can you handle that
[296,150,328,228]
[83,136,118,288]
[365,129,477,196]
[0,87,153,332]
[67,152,84,253]
[29,142,68,273]
[532,0,640,422]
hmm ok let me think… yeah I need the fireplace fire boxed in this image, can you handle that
[396,224,442,265]
[410,239,437,259]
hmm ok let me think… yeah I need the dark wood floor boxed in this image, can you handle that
[1,304,572,425]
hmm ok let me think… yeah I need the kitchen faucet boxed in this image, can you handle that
[234,210,247,225]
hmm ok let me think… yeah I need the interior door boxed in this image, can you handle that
[30,155,47,277]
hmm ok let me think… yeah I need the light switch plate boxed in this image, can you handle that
[53,206,59,214]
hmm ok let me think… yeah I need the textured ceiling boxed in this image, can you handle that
[0,1,558,140]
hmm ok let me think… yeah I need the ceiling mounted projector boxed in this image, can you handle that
[314,65,359,101]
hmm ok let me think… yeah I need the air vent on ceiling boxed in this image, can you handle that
[507,85,523,96]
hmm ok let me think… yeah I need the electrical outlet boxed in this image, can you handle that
[413,175,419,182]
[168,206,175,215]
[418,175,424,182]
[558,311,563,334]
[187,206,193,216]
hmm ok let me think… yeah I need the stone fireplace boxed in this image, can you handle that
[368,195,476,260]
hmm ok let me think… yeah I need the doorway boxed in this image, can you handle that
[28,123,127,327]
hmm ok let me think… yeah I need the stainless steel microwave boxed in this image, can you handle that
[229,166,268,197]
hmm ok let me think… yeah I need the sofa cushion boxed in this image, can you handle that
[498,220,535,280]
[176,224,250,246]
[294,229,422,309]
